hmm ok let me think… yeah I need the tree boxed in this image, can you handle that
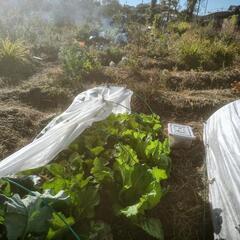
[186,0,198,19]
[159,0,179,22]
[151,0,157,9]
[150,0,158,22]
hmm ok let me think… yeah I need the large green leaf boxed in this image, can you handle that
[43,178,71,194]
[136,217,164,240]
[145,140,171,170]
[151,167,168,181]
[119,165,153,204]
[2,190,68,240]
[91,157,113,183]
[116,164,163,218]
[47,212,75,240]
[71,184,100,219]
[46,164,65,177]
[119,181,162,218]
[115,143,139,167]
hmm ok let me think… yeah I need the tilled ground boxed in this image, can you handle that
[0,64,74,159]
[0,62,239,240]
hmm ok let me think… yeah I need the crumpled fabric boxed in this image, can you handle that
[204,100,240,240]
[0,86,133,178]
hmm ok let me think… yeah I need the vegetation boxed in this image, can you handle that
[175,34,236,70]
[59,44,100,83]
[96,47,123,66]
[0,39,33,78]
[169,21,191,35]
[0,113,170,240]
[0,0,239,239]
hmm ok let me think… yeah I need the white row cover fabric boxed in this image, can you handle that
[0,86,133,178]
[204,100,240,240]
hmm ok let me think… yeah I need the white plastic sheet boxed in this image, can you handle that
[204,100,240,240]
[0,86,133,178]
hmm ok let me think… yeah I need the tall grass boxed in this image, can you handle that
[0,39,33,77]
[175,33,237,70]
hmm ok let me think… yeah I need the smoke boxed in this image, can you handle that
[0,0,103,26]
[0,0,128,45]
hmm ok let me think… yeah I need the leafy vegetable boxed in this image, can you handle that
[1,190,68,240]
[136,217,164,240]
[1,113,170,240]
[47,212,75,240]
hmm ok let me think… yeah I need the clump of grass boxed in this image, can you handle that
[59,43,100,83]
[175,33,237,70]
[0,38,33,78]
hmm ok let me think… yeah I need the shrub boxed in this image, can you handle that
[96,47,124,66]
[123,57,142,76]
[0,16,78,61]
[147,33,169,58]
[59,44,100,82]
[195,21,218,40]
[0,39,33,77]
[175,35,207,69]
[220,17,238,44]
[76,24,92,42]
[30,24,78,61]
[205,41,236,69]
[169,21,191,35]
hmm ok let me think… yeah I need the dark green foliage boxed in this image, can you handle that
[0,190,68,240]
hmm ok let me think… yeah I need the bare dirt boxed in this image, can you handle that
[0,64,74,159]
[0,62,239,240]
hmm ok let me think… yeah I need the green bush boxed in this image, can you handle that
[76,24,92,42]
[59,44,100,82]
[206,40,236,69]
[175,34,236,70]
[96,47,124,66]
[169,21,191,35]
[0,39,33,77]
[147,33,169,58]
[122,57,142,76]
[176,35,206,69]
[196,21,218,40]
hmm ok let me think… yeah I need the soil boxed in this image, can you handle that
[0,61,239,240]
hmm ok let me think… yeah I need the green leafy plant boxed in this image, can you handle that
[0,190,68,240]
[0,113,170,240]
[39,113,169,239]
[59,43,100,82]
